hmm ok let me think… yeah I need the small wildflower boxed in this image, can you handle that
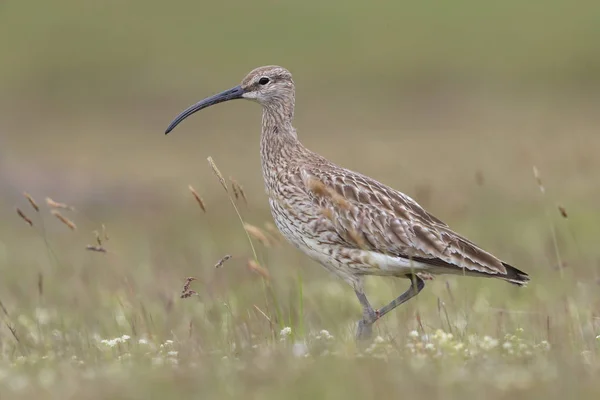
[318,329,333,340]
[292,342,309,357]
[167,351,178,357]
[373,335,385,344]
[538,340,551,351]
[280,327,292,337]
[138,339,148,345]
[409,330,419,339]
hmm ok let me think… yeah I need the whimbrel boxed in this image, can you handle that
[165,66,530,340]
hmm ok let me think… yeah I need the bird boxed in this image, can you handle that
[165,65,530,341]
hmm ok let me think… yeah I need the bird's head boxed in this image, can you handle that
[165,65,294,134]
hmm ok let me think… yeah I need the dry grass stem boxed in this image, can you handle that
[214,254,232,268]
[347,227,367,250]
[188,185,206,213]
[244,224,271,247]
[94,225,109,246]
[247,260,271,280]
[46,197,75,211]
[320,207,334,221]
[264,222,283,242]
[207,157,228,193]
[23,192,39,212]
[532,166,546,194]
[51,210,77,230]
[253,304,272,323]
[305,176,350,210]
[230,177,247,204]
[16,208,33,226]
[94,231,102,246]
[181,277,199,299]
[86,245,107,253]
[558,204,568,219]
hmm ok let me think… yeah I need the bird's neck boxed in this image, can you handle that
[259,105,301,184]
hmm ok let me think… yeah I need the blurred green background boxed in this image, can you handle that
[1,0,600,399]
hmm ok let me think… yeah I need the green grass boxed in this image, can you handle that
[2,0,600,397]
[1,152,599,398]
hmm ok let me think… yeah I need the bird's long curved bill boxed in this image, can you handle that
[165,85,244,134]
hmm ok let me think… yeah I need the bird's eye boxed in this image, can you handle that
[258,77,270,85]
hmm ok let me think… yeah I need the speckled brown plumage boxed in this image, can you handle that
[165,65,530,341]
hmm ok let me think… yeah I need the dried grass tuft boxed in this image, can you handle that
[181,277,199,299]
[558,204,568,219]
[305,176,350,210]
[230,177,247,205]
[23,192,39,212]
[532,166,545,194]
[264,222,283,243]
[93,224,110,246]
[207,157,228,192]
[16,208,33,226]
[320,207,334,221]
[347,227,367,250]
[244,224,271,247]
[214,254,232,268]
[188,185,206,213]
[51,210,77,230]
[86,245,107,253]
[247,260,271,280]
[46,197,75,211]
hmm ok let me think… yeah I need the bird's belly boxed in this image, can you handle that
[268,199,351,273]
[268,199,436,280]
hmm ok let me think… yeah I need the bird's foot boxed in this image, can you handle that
[356,319,374,342]
[355,308,378,342]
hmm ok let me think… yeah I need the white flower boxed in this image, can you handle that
[100,339,118,347]
[502,342,512,350]
[35,308,52,325]
[318,329,333,340]
[292,342,309,357]
[374,335,385,344]
[120,335,130,341]
[167,351,178,357]
[425,343,435,350]
[481,336,499,350]
[409,330,419,339]
[538,340,550,351]
[280,327,292,337]
[138,339,148,345]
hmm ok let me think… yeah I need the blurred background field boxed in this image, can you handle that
[1,0,600,399]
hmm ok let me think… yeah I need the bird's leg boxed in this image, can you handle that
[354,290,377,341]
[354,275,425,342]
[376,274,425,320]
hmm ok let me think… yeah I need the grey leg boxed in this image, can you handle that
[355,290,377,341]
[354,275,425,341]
[376,275,425,320]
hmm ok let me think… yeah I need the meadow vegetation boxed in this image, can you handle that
[1,1,600,398]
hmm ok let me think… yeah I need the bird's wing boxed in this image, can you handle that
[298,165,510,277]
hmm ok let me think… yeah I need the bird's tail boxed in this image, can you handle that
[501,262,530,286]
